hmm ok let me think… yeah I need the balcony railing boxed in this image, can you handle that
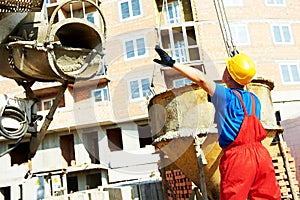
[37,100,115,130]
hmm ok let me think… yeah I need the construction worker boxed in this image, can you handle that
[153,45,281,200]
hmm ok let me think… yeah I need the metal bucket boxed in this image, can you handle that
[247,78,277,128]
[149,84,215,142]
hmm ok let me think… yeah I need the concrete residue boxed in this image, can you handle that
[56,54,86,72]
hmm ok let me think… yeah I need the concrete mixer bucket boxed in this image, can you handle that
[0,0,106,84]
[45,0,106,82]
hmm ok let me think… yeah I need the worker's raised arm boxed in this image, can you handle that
[173,63,215,96]
[153,45,216,96]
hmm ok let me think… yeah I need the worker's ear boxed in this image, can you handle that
[222,67,230,83]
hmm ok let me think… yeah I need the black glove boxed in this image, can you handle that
[153,45,175,67]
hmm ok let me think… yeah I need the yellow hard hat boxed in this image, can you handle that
[226,53,256,86]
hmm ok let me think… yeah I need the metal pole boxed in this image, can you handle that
[194,137,208,200]
[28,81,68,160]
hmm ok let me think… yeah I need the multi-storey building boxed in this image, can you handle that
[0,0,299,199]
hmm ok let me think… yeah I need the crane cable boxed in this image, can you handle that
[149,0,169,96]
[155,0,167,46]
[151,0,237,92]
[213,0,238,57]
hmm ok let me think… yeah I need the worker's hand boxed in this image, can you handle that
[153,45,175,67]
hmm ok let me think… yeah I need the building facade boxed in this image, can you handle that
[0,0,299,199]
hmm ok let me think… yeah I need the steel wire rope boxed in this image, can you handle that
[0,105,28,140]
[213,0,238,57]
[149,0,169,94]
[0,105,28,157]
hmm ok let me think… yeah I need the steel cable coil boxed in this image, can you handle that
[0,105,28,140]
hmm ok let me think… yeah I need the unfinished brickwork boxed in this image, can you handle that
[164,169,193,200]
[273,142,299,199]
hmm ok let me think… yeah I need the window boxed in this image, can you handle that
[36,88,65,111]
[230,24,250,45]
[129,78,151,100]
[266,0,285,6]
[86,12,95,24]
[0,187,10,200]
[173,78,192,88]
[10,142,30,166]
[160,26,200,63]
[41,98,55,111]
[67,176,78,193]
[164,1,181,24]
[60,135,75,166]
[86,173,102,189]
[107,128,123,151]
[223,0,243,6]
[39,96,65,111]
[83,132,100,164]
[86,12,100,27]
[280,63,300,84]
[160,0,193,24]
[119,0,141,20]
[92,86,110,102]
[272,25,293,44]
[173,40,187,63]
[124,37,146,59]
[138,124,152,148]
[45,0,57,4]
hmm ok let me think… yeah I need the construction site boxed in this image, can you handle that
[0,0,299,199]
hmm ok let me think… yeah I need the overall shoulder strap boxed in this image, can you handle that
[250,93,256,116]
[233,90,247,115]
[233,90,256,116]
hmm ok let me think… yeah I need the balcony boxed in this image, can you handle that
[34,75,114,131]
[37,99,115,131]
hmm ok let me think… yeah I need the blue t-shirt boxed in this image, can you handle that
[211,83,261,148]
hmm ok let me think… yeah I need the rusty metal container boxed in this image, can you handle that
[149,84,215,141]
[247,78,282,149]
[148,84,220,199]
[247,78,277,128]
